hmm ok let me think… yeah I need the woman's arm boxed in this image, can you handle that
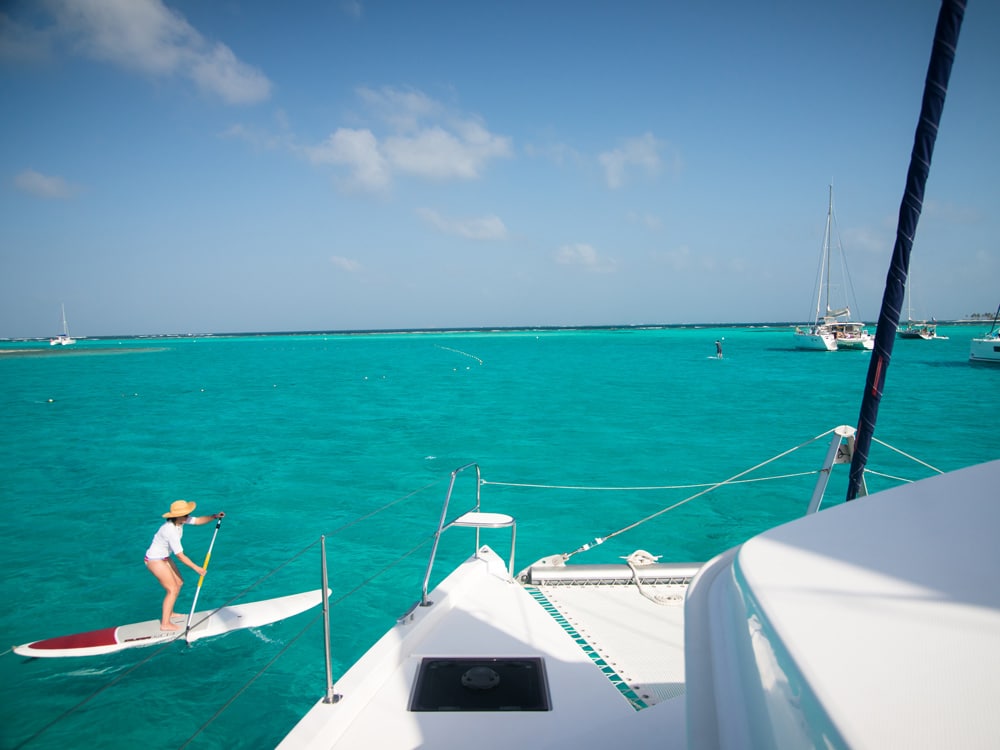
[191,512,225,526]
[175,551,206,576]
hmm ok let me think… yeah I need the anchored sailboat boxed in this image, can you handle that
[793,186,874,351]
[897,272,944,339]
[49,304,75,346]
[969,303,1000,364]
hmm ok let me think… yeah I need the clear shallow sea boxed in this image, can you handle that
[1,326,997,749]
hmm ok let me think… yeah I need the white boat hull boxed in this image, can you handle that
[685,461,1000,749]
[792,328,837,351]
[827,322,874,350]
[970,335,1000,363]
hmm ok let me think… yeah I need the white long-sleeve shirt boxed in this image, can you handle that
[145,517,195,560]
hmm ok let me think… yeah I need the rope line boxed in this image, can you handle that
[625,553,684,606]
[864,469,914,484]
[322,480,443,537]
[482,470,819,492]
[435,345,484,365]
[872,436,944,474]
[185,479,443,632]
[179,610,325,749]
[561,428,839,561]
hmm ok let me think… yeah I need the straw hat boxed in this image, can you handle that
[163,500,197,518]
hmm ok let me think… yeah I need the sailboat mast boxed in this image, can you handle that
[987,302,1000,336]
[905,276,912,323]
[823,185,833,318]
[847,0,965,501]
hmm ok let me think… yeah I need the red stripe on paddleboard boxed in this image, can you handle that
[28,626,119,650]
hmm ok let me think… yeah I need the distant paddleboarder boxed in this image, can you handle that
[145,500,225,631]
[715,339,724,359]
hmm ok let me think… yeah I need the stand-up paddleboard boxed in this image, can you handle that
[13,589,325,658]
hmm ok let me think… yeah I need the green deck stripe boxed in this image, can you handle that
[526,587,648,711]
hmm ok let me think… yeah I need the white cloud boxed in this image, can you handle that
[330,255,362,272]
[340,1,363,20]
[555,243,616,272]
[189,43,271,105]
[357,86,440,133]
[599,133,663,189]
[306,128,391,192]
[41,0,270,104]
[14,169,77,198]
[418,208,508,240]
[310,86,511,192]
[385,126,509,181]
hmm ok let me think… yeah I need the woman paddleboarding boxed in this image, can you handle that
[145,500,224,631]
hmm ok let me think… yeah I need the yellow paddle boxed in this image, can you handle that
[184,516,223,640]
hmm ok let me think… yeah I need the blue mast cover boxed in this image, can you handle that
[847,0,966,501]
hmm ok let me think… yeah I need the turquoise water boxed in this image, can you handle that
[1,327,997,749]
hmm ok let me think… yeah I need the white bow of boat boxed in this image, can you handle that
[277,427,1000,749]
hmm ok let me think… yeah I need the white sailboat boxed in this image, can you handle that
[49,304,75,346]
[793,186,873,351]
[898,272,944,339]
[969,303,1000,364]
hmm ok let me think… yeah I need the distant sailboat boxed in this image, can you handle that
[897,272,945,340]
[793,186,873,351]
[49,304,75,346]
[969,303,1000,364]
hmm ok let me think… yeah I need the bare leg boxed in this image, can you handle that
[146,558,184,630]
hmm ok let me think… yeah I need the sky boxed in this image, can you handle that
[1,0,998,338]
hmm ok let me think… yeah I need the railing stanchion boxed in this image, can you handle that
[321,535,339,704]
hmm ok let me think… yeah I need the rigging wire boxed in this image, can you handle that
[483,470,819,492]
[558,428,840,562]
[872,436,943,474]
[185,479,444,632]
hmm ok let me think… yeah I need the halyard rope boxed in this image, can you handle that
[624,551,684,605]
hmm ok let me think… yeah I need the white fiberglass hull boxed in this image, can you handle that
[969,335,1000,363]
[685,460,1000,750]
[792,328,837,351]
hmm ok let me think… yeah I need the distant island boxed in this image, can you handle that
[2,316,997,343]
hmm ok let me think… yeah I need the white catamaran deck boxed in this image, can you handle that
[280,548,691,749]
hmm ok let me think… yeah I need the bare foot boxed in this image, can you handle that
[160,622,182,631]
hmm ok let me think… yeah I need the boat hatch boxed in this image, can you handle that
[409,657,551,712]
